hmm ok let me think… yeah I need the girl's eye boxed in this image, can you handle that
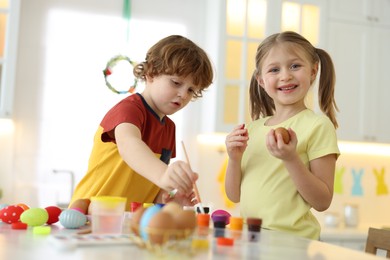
[269,68,279,73]
[291,64,301,70]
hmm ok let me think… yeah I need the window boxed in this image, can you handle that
[218,0,322,131]
[0,0,20,118]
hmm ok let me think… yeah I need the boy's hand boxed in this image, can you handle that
[161,190,197,206]
[159,160,198,196]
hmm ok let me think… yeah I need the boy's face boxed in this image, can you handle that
[143,74,199,119]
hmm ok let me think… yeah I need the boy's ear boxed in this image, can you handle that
[145,74,153,83]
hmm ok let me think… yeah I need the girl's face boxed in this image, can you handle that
[257,44,318,110]
[142,74,199,119]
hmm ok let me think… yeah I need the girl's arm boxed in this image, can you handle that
[267,128,336,211]
[224,124,249,203]
[114,122,197,196]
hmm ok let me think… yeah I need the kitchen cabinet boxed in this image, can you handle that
[0,0,20,118]
[327,0,390,143]
[329,0,390,27]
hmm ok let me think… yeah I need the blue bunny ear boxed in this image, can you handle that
[351,168,364,178]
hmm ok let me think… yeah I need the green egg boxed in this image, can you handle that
[20,208,49,226]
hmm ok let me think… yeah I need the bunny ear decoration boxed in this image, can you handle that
[103,55,138,94]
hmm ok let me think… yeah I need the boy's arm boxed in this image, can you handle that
[114,122,196,194]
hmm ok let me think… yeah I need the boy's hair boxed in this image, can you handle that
[249,31,338,128]
[134,35,214,98]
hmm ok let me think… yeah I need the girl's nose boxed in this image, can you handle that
[280,69,292,81]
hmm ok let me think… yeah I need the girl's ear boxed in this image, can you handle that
[256,75,265,88]
[311,62,319,82]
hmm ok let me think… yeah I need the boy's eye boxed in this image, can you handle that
[172,80,180,85]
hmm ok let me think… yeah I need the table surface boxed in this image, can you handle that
[0,222,384,260]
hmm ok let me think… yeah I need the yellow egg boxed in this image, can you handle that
[147,211,176,245]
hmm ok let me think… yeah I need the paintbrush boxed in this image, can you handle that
[181,141,205,214]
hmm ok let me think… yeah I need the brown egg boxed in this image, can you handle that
[130,206,146,236]
[174,210,197,238]
[161,201,182,215]
[69,198,91,215]
[275,127,290,144]
[147,211,176,245]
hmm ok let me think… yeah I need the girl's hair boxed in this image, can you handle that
[249,31,338,128]
[133,35,214,98]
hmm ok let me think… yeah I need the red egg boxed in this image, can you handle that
[45,206,62,224]
[0,205,24,224]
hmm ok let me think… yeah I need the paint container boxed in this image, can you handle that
[229,216,243,240]
[197,213,210,237]
[247,217,262,242]
[212,214,228,238]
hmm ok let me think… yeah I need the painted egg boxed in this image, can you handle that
[139,204,162,241]
[17,203,30,211]
[45,206,62,224]
[20,208,49,226]
[59,209,87,229]
[0,205,24,224]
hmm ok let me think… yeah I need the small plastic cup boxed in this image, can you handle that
[90,196,127,234]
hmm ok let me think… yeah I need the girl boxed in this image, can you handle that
[225,31,340,240]
[71,35,214,210]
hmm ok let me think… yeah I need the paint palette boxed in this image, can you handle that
[49,233,135,249]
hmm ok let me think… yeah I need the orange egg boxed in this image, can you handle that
[147,211,176,245]
[17,203,30,211]
[130,206,146,236]
[275,127,290,144]
[69,198,91,215]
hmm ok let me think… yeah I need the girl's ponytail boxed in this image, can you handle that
[316,48,339,129]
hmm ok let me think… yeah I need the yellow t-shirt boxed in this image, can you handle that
[240,109,340,239]
[70,94,176,211]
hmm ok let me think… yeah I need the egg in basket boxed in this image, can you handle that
[129,202,201,255]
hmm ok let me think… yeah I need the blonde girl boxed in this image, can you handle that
[225,31,339,239]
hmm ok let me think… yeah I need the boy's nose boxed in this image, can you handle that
[178,89,189,99]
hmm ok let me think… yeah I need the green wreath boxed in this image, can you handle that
[103,55,137,94]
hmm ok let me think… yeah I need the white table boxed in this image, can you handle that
[0,222,384,260]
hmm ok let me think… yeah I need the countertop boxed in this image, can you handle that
[0,222,385,260]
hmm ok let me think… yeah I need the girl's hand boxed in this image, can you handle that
[225,124,249,161]
[266,127,297,160]
[159,160,198,196]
